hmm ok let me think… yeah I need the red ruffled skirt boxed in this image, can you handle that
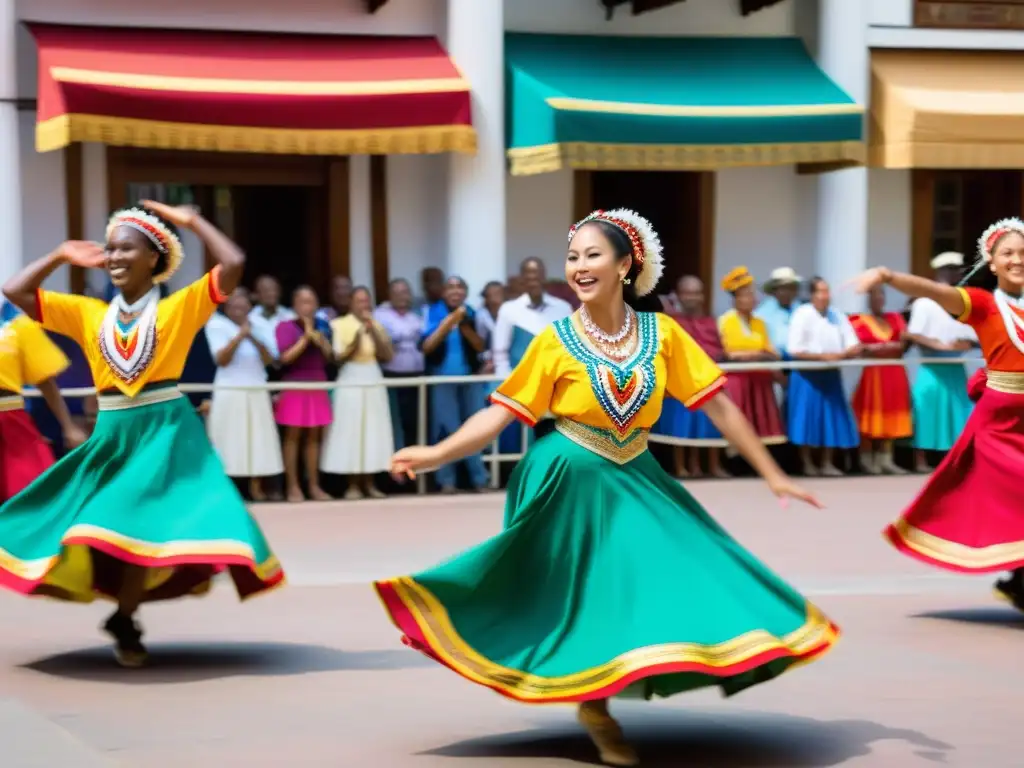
[852,365,913,439]
[0,409,55,501]
[885,386,1024,572]
[725,371,785,442]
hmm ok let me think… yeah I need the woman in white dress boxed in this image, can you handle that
[321,286,395,499]
[204,288,283,500]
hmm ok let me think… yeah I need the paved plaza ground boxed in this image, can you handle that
[0,475,1016,767]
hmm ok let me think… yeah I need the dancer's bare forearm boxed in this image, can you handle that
[702,393,786,485]
[435,404,515,465]
[2,251,67,319]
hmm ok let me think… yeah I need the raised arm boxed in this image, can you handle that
[858,267,965,318]
[3,242,104,319]
[142,200,244,294]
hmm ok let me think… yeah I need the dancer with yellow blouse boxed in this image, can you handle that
[0,302,86,500]
[0,202,283,668]
[375,209,838,767]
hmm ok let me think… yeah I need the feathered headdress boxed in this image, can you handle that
[106,207,184,284]
[568,209,664,297]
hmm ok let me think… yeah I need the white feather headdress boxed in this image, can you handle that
[568,209,664,297]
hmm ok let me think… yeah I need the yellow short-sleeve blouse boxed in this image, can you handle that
[0,314,70,394]
[490,312,725,463]
[36,268,227,397]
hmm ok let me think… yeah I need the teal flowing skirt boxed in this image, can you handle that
[376,430,838,704]
[912,363,973,451]
[0,391,283,603]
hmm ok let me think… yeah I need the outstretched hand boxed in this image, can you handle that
[389,445,441,482]
[768,477,824,510]
[140,200,199,229]
[60,241,105,269]
[846,267,890,295]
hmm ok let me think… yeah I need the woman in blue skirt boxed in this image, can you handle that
[786,276,862,476]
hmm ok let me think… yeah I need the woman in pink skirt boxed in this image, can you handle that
[275,286,333,502]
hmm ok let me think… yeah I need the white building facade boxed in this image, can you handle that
[6,0,1024,314]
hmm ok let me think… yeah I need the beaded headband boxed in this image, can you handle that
[106,207,184,285]
[721,266,754,293]
[960,217,1024,285]
[568,208,664,297]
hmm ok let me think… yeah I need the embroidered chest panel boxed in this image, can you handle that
[98,300,159,384]
[553,312,659,436]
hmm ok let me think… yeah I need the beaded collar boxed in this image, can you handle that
[99,287,160,384]
[553,311,659,436]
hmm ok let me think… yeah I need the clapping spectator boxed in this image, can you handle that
[321,287,394,499]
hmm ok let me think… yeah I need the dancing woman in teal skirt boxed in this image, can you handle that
[376,209,839,767]
[0,201,283,667]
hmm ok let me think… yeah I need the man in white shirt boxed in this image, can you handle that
[491,257,572,440]
[492,258,572,376]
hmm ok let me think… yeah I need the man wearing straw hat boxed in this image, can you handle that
[904,251,977,473]
[755,267,803,361]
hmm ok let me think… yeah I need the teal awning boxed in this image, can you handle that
[506,34,864,176]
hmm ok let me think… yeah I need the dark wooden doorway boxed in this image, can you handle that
[912,168,1024,276]
[105,148,349,301]
[573,170,714,297]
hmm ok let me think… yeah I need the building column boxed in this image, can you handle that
[0,1,21,283]
[445,0,505,295]
[813,0,869,312]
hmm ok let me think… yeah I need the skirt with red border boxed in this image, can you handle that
[0,388,283,604]
[375,425,838,704]
[0,408,54,502]
[885,384,1024,573]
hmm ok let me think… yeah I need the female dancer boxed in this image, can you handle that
[717,267,787,449]
[275,286,333,502]
[856,217,1024,607]
[0,302,86,499]
[849,285,912,474]
[376,209,839,767]
[0,202,284,667]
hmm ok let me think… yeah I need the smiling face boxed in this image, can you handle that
[566,222,631,307]
[105,226,160,297]
[991,231,1024,292]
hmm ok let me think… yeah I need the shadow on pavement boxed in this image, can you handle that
[21,641,432,683]
[423,709,954,766]
[912,607,1024,627]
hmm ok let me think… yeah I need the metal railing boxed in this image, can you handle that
[22,356,980,494]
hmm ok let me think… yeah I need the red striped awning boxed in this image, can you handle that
[30,24,476,156]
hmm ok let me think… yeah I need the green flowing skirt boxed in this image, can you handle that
[376,430,838,704]
[0,392,283,603]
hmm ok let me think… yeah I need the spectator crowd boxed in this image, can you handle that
[26,251,982,502]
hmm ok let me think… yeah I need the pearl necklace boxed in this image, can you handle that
[580,305,633,344]
[580,306,637,362]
